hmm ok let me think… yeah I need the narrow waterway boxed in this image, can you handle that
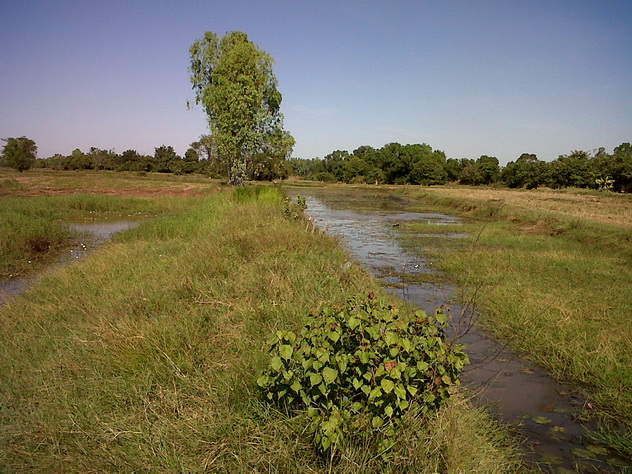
[0,220,140,306]
[288,187,630,473]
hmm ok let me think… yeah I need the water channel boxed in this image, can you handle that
[0,220,140,306]
[288,187,630,473]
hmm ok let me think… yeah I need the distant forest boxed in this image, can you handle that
[6,139,631,193]
[288,142,632,192]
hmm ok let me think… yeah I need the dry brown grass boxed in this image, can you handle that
[415,186,632,227]
[0,168,219,197]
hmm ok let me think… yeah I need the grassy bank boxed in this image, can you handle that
[397,185,632,456]
[0,184,524,472]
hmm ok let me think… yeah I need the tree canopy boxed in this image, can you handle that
[189,31,293,185]
[1,136,37,172]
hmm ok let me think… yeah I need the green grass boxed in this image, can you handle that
[0,186,525,472]
[399,188,632,457]
[0,194,198,280]
[1,201,74,279]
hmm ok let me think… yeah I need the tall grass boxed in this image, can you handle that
[0,186,524,472]
[0,203,72,279]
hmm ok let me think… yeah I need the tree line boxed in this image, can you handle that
[3,137,631,192]
[287,142,632,192]
[0,135,292,180]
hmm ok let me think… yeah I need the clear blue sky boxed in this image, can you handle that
[1,1,631,164]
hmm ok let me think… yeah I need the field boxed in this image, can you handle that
[415,185,632,226]
[0,171,213,281]
[0,168,217,197]
[0,171,523,472]
[396,185,632,456]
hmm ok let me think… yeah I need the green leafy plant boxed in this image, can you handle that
[257,293,468,455]
[595,175,614,191]
[282,195,306,220]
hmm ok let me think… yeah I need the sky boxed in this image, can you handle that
[1,1,631,165]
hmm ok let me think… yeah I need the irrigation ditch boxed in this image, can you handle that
[287,186,630,472]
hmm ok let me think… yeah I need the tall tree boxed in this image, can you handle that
[189,31,292,185]
[1,136,37,172]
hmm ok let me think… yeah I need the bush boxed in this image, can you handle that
[311,171,337,182]
[257,293,468,455]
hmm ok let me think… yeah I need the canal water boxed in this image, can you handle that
[288,187,630,473]
[0,220,140,306]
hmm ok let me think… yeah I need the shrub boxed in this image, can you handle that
[257,293,468,455]
[282,195,306,220]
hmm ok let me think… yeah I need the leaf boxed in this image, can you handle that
[571,448,595,460]
[586,445,609,456]
[384,405,394,417]
[256,375,268,387]
[290,380,302,393]
[381,379,395,393]
[394,385,407,399]
[384,361,398,371]
[369,387,382,400]
[417,361,429,372]
[356,351,370,364]
[309,373,322,386]
[372,415,384,428]
[549,425,568,441]
[401,338,412,353]
[336,354,348,373]
[539,453,563,465]
[407,385,418,396]
[318,350,330,364]
[322,367,339,384]
[352,378,363,390]
[347,317,360,330]
[385,332,399,345]
[270,356,283,372]
[531,416,552,425]
[279,344,293,360]
[328,331,340,342]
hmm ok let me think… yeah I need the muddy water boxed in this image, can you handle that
[0,220,140,306]
[288,187,630,473]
